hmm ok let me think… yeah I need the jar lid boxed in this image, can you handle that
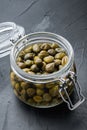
[0,22,25,58]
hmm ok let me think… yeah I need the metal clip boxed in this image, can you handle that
[59,71,85,110]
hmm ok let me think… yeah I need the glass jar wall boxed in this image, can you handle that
[10,32,84,109]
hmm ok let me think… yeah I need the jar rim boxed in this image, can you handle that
[10,32,74,83]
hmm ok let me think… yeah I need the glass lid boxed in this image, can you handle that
[0,22,25,58]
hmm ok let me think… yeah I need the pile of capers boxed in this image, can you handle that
[16,43,68,74]
[10,42,74,107]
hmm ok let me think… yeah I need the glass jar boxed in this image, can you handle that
[9,32,85,110]
[0,22,85,110]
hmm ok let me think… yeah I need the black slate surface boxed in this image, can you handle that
[0,0,87,130]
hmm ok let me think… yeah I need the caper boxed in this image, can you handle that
[24,53,34,60]
[16,57,22,62]
[35,83,44,89]
[31,64,39,72]
[18,51,25,58]
[17,62,26,69]
[45,82,56,89]
[11,81,16,88]
[20,89,27,100]
[15,76,23,82]
[33,44,40,53]
[36,72,41,75]
[42,62,46,71]
[49,85,59,97]
[44,56,54,63]
[42,72,49,74]
[43,93,52,102]
[14,89,19,96]
[34,56,43,67]
[25,60,33,66]
[22,68,31,73]
[38,51,49,59]
[55,52,66,59]
[59,65,63,70]
[36,89,44,96]
[33,95,42,103]
[27,88,35,97]
[45,63,55,73]
[55,48,64,53]
[21,82,29,89]
[62,56,68,66]
[54,59,61,66]
[24,46,33,53]
[27,98,35,105]
[10,72,15,80]
[40,43,51,50]
[28,71,35,75]
[48,49,56,56]
[51,43,59,49]
[52,98,58,104]
[15,83,21,93]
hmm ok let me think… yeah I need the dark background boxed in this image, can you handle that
[0,0,87,130]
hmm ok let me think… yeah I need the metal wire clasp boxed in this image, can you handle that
[59,71,85,110]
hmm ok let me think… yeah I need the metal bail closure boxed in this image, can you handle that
[0,22,25,58]
[59,71,85,110]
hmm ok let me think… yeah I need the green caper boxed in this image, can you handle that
[18,51,25,58]
[20,89,27,101]
[59,65,63,70]
[14,89,19,96]
[55,52,66,59]
[21,82,29,89]
[38,50,49,59]
[15,83,21,93]
[44,56,54,63]
[48,49,56,56]
[45,82,56,89]
[33,95,42,103]
[17,62,26,69]
[22,68,31,73]
[34,56,43,67]
[11,81,16,88]
[45,63,55,73]
[36,89,44,96]
[52,98,58,104]
[51,43,59,49]
[54,59,61,66]
[61,56,68,66]
[33,44,40,53]
[28,71,35,75]
[15,75,23,82]
[24,46,33,53]
[43,93,52,102]
[55,48,64,53]
[10,72,15,80]
[16,57,22,62]
[25,60,33,66]
[40,43,51,50]
[24,53,35,60]
[42,62,46,71]
[31,64,39,72]
[35,83,44,89]
[27,98,35,105]
[49,85,59,97]
[27,88,35,97]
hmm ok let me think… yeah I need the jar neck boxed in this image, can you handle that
[10,32,74,83]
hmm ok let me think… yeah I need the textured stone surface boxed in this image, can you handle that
[0,0,87,130]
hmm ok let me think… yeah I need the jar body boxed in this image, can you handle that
[10,64,75,108]
[10,32,77,108]
[10,32,84,109]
